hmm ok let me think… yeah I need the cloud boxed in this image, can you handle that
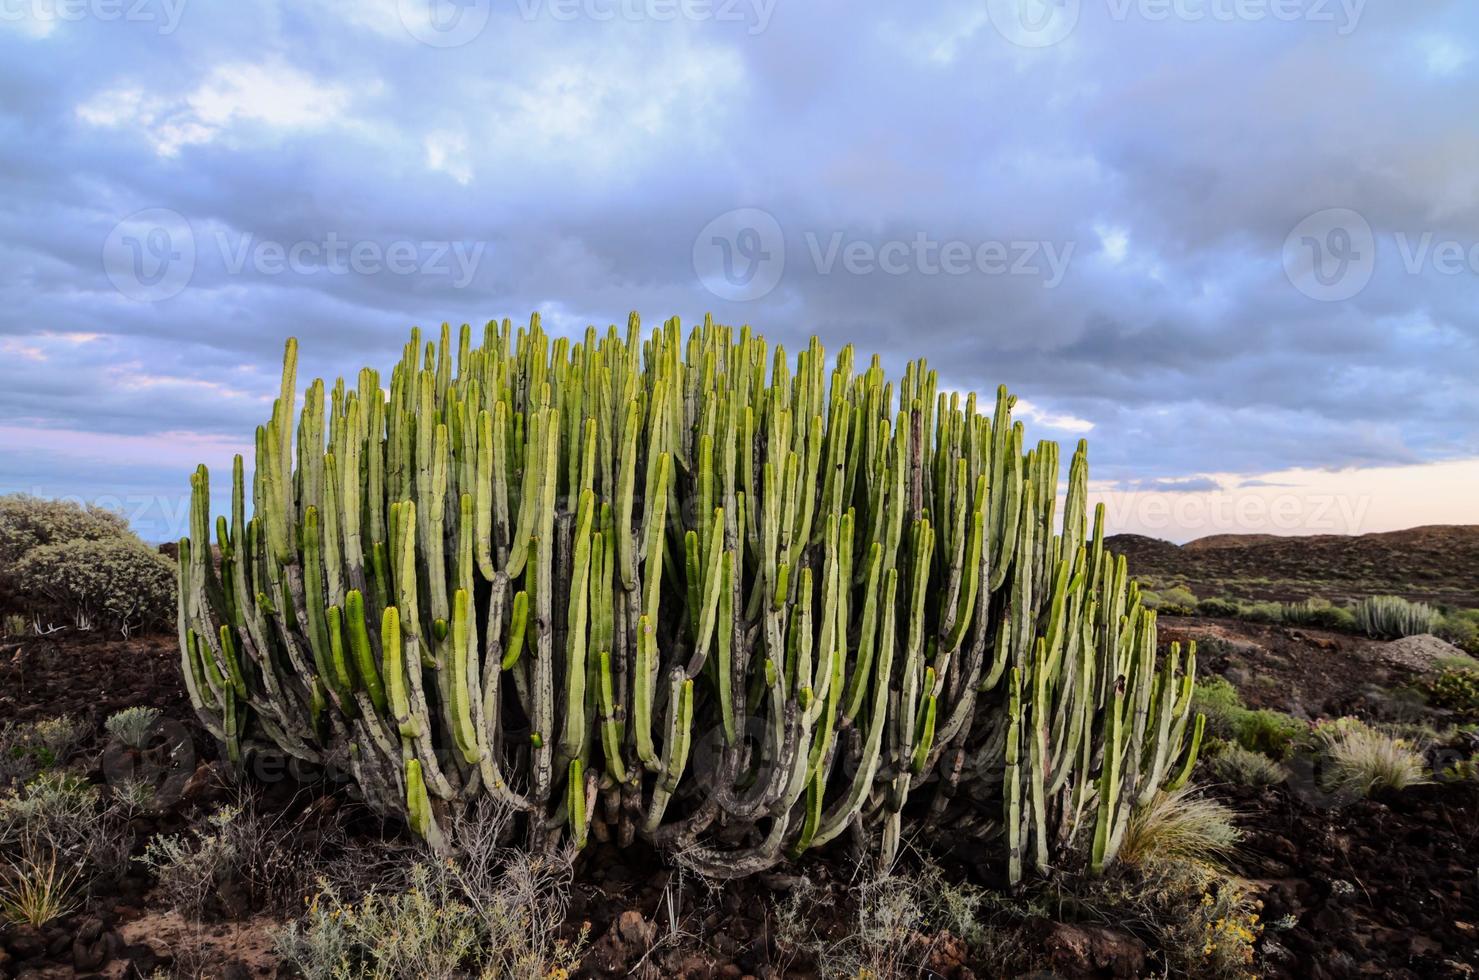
[1116,477,1224,494]
[75,60,356,156]
[1,0,1477,541]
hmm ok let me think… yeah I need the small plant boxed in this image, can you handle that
[0,716,89,789]
[1280,598,1357,633]
[1193,677,1305,759]
[105,706,161,750]
[1118,785,1241,870]
[1434,609,1479,655]
[0,851,81,927]
[277,849,586,980]
[1204,740,1288,788]
[1440,753,1479,782]
[139,805,244,917]
[1195,596,1243,619]
[1354,595,1439,640]
[1072,851,1260,979]
[1143,586,1198,615]
[0,771,101,858]
[1423,667,1479,721]
[773,858,1008,978]
[2,614,27,639]
[1316,720,1430,797]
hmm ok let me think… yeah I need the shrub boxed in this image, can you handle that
[139,800,342,919]
[1354,595,1439,640]
[1315,720,1430,797]
[1435,610,1479,655]
[1074,834,1260,979]
[105,707,162,750]
[1143,586,1198,615]
[278,804,584,980]
[0,493,130,567]
[774,859,1011,978]
[14,536,175,635]
[1192,677,1305,759]
[0,716,88,789]
[0,772,101,858]
[1280,598,1357,633]
[1239,601,1287,625]
[1204,740,1288,788]
[1423,668,1479,721]
[1195,596,1242,618]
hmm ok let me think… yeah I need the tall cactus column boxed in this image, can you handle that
[179,314,1202,882]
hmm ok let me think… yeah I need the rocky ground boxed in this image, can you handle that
[1,618,1475,979]
[1107,525,1479,607]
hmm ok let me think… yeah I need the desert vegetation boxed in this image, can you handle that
[177,317,1202,880]
[0,494,176,637]
[0,318,1475,978]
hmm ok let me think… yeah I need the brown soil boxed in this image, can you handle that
[1108,524,1479,606]
[1161,620,1479,979]
[1,622,1476,979]
[1158,616,1422,720]
[1231,779,1479,980]
[0,632,191,728]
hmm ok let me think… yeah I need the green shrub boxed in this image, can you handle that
[1435,610,1479,655]
[1143,586,1198,615]
[14,537,175,635]
[1192,677,1305,759]
[1280,598,1357,633]
[1238,601,1287,625]
[0,772,100,859]
[1424,668,1479,721]
[1204,740,1288,787]
[0,717,89,789]
[1195,596,1242,618]
[1355,595,1439,640]
[0,494,130,567]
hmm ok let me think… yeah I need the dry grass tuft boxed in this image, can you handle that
[1119,785,1241,871]
[1316,721,1431,797]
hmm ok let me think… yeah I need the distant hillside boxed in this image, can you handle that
[1105,525,1479,608]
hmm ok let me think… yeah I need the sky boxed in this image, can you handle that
[1,0,1476,543]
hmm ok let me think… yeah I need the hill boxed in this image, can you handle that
[1105,524,1479,607]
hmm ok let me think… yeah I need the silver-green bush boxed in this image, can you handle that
[0,494,130,567]
[14,537,175,635]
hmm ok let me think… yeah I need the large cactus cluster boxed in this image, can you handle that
[178,314,1202,882]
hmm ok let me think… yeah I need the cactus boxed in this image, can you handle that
[178,314,1202,883]
[1354,594,1439,640]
